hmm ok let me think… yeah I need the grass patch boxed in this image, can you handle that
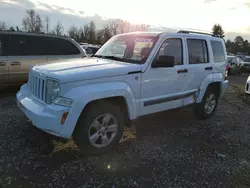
[233,160,250,187]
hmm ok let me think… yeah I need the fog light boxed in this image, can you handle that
[61,112,69,124]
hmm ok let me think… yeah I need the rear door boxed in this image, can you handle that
[183,37,212,91]
[7,34,47,85]
[0,33,8,86]
[46,37,82,62]
[210,40,227,78]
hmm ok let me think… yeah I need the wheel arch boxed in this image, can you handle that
[196,73,223,103]
[60,82,137,138]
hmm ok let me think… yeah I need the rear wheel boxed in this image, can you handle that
[194,86,218,120]
[73,101,124,156]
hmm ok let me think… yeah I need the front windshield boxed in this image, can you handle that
[94,34,158,64]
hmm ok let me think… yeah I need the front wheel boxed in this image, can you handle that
[194,87,218,120]
[73,101,124,156]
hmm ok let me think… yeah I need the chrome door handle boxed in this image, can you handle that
[0,62,6,66]
[10,62,21,66]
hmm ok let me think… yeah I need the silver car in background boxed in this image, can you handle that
[241,56,250,72]
[227,55,243,75]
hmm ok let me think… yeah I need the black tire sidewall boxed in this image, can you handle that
[74,101,124,155]
[195,87,218,119]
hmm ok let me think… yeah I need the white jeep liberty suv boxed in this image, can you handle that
[17,30,229,155]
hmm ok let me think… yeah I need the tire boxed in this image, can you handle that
[73,101,124,156]
[194,86,218,120]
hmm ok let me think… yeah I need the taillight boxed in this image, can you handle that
[225,64,229,80]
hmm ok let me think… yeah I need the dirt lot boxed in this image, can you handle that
[0,74,250,188]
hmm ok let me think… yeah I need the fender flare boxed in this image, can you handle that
[61,81,137,137]
[196,73,224,103]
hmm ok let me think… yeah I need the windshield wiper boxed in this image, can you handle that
[93,55,141,64]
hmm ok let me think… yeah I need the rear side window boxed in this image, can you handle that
[187,39,209,64]
[211,40,225,62]
[6,35,47,56]
[45,37,80,55]
[0,34,6,56]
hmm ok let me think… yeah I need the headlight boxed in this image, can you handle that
[53,97,74,107]
[45,79,59,104]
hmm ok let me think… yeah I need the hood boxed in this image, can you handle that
[31,57,142,83]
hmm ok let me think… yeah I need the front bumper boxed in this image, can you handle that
[16,84,72,139]
[220,80,229,97]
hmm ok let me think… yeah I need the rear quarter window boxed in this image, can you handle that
[210,40,226,62]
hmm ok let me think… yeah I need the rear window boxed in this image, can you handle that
[211,40,226,62]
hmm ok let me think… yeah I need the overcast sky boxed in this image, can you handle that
[1,0,250,40]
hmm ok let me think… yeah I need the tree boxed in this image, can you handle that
[45,16,50,33]
[234,36,244,52]
[88,21,96,43]
[22,9,43,32]
[212,24,225,38]
[107,19,119,35]
[54,21,64,35]
[83,24,89,41]
[68,26,79,41]
[0,21,6,30]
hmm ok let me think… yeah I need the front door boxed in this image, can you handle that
[140,37,187,116]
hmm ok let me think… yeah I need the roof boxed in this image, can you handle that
[0,31,70,40]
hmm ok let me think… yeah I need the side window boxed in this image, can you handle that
[0,34,3,56]
[91,47,99,54]
[6,35,46,56]
[45,37,80,55]
[85,47,92,54]
[155,38,183,65]
[210,40,226,62]
[187,39,209,64]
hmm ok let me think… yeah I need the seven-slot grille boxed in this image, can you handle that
[28,73,46,101]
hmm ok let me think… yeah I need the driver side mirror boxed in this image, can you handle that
[152,55,175,68]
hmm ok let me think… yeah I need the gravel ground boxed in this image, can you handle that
[0,75,250,188]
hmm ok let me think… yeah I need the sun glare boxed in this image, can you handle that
[31,0,250,33]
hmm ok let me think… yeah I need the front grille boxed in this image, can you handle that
[246,83,249,92]
[28,73,46,102]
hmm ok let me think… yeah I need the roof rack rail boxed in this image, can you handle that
[177,30,213,36]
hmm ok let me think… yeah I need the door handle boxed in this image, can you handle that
[0,62,6,66]
[10,62,21,66]
[177,69,188,73]
[205,66,213,70]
